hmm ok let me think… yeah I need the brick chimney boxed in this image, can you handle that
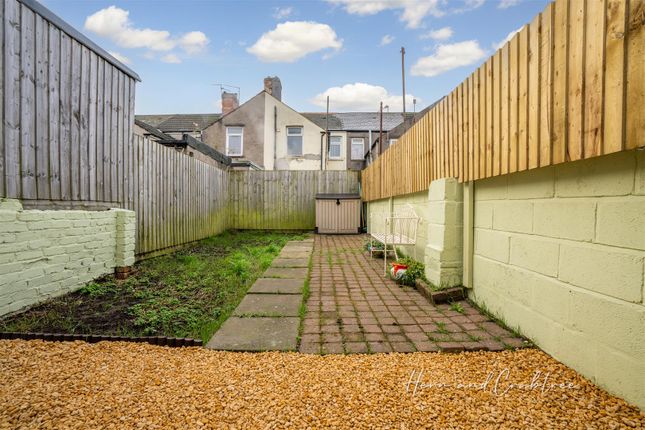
[221,91,239,115]
[263,76,282,101]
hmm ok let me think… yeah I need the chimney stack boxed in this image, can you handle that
[221,91,239,115]
[263,76,282,101]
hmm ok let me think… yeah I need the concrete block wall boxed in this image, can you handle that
[0,199,136,317]
[425,178,463,288]
[365,179,463,287]
[470,150,645,409]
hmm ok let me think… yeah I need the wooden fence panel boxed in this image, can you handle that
[228,170,360,230]
[131,136,229,257]
[361,0,644,201]
[1,0,139,204]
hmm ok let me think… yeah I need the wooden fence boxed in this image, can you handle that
[1,0,139,206]
[228,170,360,230]
[129,136,228,256]
[362,0,644,201]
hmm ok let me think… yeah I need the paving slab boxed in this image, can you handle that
[264,267,308,279]
[281,245,313,253]
[248,278,304,294]
[279,251,312,259]
[205,317,299,351]
[271,258,309,268]
[233,294,302,316]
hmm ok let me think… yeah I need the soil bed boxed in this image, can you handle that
[0,231,306,341]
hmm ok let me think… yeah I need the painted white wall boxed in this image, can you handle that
[326,132,347,171]
[0,199,136,317]
[264,94,325,170]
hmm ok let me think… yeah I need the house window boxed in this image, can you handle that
[351,138,364,160]
[226,126,243,156]
[287,126,303,156]
[329,136,342,159]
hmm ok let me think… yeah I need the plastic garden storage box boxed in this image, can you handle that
[315,194,361,234]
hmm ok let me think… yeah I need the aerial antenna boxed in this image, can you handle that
[213,83,241,101]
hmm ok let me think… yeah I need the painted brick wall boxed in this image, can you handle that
[471,150,645,409]
[0,199,136,317]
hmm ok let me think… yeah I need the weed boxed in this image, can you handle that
[0,230,309,342]
[435,321,449,334]
[449,302,465,314]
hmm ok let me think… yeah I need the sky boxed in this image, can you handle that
[42,0,549,115]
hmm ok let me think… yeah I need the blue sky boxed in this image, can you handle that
[43,0,549,115]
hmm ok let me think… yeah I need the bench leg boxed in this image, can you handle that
[384,242,388,274]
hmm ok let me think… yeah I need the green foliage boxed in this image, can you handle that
[79,281,117,297]
[449,302,465,314]
[394,256,426,286]
[0,230,309,341]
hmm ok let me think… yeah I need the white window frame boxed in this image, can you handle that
[389,138,398,147]
[329,135,342,160]
[226,126,244,156]
[350,138,364,160]
[286,126,303,156]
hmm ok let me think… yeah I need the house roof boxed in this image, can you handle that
[134,119,175,141]
[301,113,343,130]
[335,112,404,131]
[136,114,221,133]
[301,112,404,131]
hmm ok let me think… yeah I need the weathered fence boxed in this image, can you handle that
[1,0,140,206]
[362,0,644,201]
[129,136,228,256]
[228,170,360,230]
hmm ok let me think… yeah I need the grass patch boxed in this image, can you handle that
[0,230,307,341]
[296,249,313,347]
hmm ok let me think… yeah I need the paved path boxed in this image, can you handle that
[205,238,312,351]
[300,235,526,354]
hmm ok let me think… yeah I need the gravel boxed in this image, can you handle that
[1,340,642,429]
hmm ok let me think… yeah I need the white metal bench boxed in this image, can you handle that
[369,204,421,273]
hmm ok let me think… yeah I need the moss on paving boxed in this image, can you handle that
[0,230,307,341]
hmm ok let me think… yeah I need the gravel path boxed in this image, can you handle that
[1,340,642,429]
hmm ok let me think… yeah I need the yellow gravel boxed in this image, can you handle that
[0,340,642,429]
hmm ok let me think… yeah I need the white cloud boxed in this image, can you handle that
[161,54,181,64]
[311,83,418,112]
[273,6,293,19]
[326,0,443,29]
[452,0,485,13]
[179,31,209,54]
[108,51,131,65]
[380,34,394,46]
[498,0,520,9]
[420,26,453,41]
[493,26,522,50]
[247,21,342,63]
[411,40,486,77]
[84,6,209,55]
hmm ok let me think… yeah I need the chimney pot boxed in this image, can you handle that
[221,91,239,115]
[263,76,282,101]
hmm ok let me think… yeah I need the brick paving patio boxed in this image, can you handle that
[300,235,527,354]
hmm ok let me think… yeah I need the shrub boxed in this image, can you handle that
[394,256,425,286]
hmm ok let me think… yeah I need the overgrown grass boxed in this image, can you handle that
[0,230,307,341]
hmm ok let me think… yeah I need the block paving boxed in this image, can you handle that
[299,235,527,354]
